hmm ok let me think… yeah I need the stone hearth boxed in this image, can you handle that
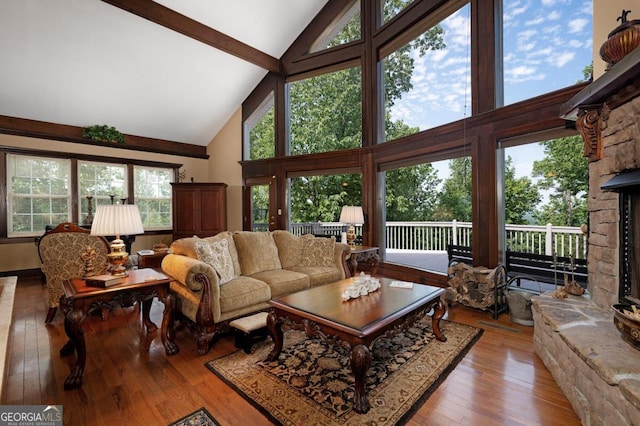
[533,295,640,425]
[538,46,640,424]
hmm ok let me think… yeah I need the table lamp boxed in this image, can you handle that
[339,206,364,247]
[91,204,144,276]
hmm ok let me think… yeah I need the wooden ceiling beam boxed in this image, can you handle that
[102,0,281,73]
[0,115,208,159]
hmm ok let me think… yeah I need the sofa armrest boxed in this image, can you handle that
[334,242,351,279]
[161,254,220,293]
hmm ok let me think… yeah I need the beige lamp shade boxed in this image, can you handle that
[339,206,364,225]
[90,204,144,238]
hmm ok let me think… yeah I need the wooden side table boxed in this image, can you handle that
[346,246,380,277]
[138,250,169,269]
[59,268,178,390]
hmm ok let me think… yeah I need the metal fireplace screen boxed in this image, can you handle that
[620,190,640,305]
[601,171,640,305]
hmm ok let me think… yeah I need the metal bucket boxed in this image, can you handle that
[506,278,541,326]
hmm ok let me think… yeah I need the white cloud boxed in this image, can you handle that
[507,65,536,78]
[578,1,593,16]
[526,17,545,26]
[547,51,575,67]
[518,29,537,41]
[517,29,538,52]
[426,49,448,63]
[519,41,537,52]
[543,25,561,35]
[442,56,468,68]
[504,65,546,83]
[412,61,427,83]
[547,10,562,21]
[568,18,589,33]
[541,0,570,6]
[567,39,582,48]
[529,47,553,57]
[504,1,530,22]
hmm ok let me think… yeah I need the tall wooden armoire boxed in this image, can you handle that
[171,182,227,240]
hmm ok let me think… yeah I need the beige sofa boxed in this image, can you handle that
[161,230,351,354]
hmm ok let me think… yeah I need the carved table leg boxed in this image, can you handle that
[63,309,86,390]
[432,298,447,342]
[351,344,372,413]
[347,257,357,277]
[142,298,158,333]
[161,293,179,355]
[369,253,380,276]
[266,312,283,361]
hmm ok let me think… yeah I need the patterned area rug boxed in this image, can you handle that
[206,317,482,425]
[168,407,220,426]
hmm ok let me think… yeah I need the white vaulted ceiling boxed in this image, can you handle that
[0,0,328,146]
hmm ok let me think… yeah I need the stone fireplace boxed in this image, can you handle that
[583,91,640,310]
[530,48,640,424]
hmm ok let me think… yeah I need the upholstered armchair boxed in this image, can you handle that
[38,222,110,323]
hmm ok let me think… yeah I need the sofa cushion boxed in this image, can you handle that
[219,276,271,314]
[251,269,310,297]
[300,236,336,267]
[233,231,282,275]
[194,238,236,285]
[286,266,342,287]
[272,230,314,268]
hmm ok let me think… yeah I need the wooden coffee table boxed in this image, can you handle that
[59,268,179,390]
[267,277,446,414]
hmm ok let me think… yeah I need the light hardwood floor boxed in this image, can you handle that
[2,277,581,425]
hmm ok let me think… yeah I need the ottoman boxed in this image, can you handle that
[229,312,269,353]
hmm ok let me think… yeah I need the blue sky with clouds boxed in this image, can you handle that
[389,0,593,182]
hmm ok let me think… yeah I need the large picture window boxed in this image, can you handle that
[383,159,470,273]
[382,3,470,142]
[245,92,275,160]
[7,154,71,237]
[289,172,362,236]
[288,66,362,155]
[240,0,597,277]
[501,0,593,106]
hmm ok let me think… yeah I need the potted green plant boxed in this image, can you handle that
[82,125,125,144]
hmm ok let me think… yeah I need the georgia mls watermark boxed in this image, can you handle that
[0,405,63,426]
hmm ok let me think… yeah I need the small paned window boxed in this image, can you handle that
[7,154,71,237]
[134,166,174,230]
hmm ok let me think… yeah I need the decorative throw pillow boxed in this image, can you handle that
[194,238,236,285]
[300,236,335,267]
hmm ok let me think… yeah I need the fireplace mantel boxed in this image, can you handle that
[560,47,640,161]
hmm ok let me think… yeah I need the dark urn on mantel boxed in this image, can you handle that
[600,10,640,70]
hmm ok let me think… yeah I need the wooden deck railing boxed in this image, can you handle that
[253,220,587,259]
